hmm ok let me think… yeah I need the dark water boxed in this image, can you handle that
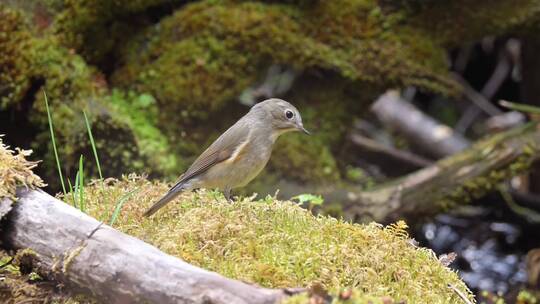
[415,204,540,295]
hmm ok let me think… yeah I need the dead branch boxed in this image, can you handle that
[371,91,470,158]
[0,189,289,304]
[343,123,540,223]
[348,133,432,168]
[455,40,514,133]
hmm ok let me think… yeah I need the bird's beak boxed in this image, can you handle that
[299,125,310,135]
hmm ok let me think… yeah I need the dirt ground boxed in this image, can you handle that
[0,249,94,304]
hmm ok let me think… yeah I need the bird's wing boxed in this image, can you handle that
[168,119,251,192]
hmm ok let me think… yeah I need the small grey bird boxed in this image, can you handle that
[143,98,309,216]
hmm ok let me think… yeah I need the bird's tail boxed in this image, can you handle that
[143,185,185,217]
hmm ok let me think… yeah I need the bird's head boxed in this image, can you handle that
[252,98,310,138]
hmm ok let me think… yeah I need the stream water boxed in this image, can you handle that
[415,202,540,295]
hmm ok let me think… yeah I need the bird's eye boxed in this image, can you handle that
[285,110,294,120]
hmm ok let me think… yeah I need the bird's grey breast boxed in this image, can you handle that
[227,122,274,188]
[197,117,275,190]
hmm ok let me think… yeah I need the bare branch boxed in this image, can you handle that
[371,91,470,158]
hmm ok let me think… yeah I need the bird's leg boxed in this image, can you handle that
[224,187,233,202]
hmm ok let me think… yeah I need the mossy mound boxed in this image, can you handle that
[53,0,185,65]
[113,1,456,111]
[0,4,180,183]
[0,6,34,109]
[72,176,473,303]
[109,0,456,184]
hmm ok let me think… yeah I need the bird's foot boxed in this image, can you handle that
[224,188,233,203]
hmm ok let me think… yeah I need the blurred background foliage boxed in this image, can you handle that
[4,1,540,302]
[3,0,537,190]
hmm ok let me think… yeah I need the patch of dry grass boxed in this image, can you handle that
[0,136,45,201]
[0,136,45,220]
[74,175,474,304]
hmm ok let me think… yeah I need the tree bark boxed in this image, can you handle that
[0,189,289,304]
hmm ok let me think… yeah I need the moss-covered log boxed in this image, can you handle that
[333,123,540,223]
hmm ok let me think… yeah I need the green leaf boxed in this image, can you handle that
[291,194,324,206]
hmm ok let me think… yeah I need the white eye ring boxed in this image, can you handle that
[285,110,294,120]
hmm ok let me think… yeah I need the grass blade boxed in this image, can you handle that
[44,90,67,195]
[109,187,140,226]
[499,100,540,114]
[78,155,85,212]
[83,111,103,179]
[67,179,76,207]
[74,170,80,195]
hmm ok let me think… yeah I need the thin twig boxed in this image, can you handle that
[454,41,512,133]
[448,284,473,304]
[454,73,502,116]
[349,133,433,167]
[481,53,512,100]
[87,222,104,239]
[498,185,540,224]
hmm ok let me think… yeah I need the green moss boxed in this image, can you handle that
[106,90,182,176]
[0,6,33,108]
[480,289,540,304]
[272,135,339,183]
[115,36,260,113]
[53,0,183,64]
[76,176,474,303]
[113,1,457,108]
[410,0,540,47]
[112,0,457,108]
[0,5,180,182]
[438,125,539,209]
[24,36,150,180]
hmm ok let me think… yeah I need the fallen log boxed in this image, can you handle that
[345,122,540,222]
[0,189,289,304]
